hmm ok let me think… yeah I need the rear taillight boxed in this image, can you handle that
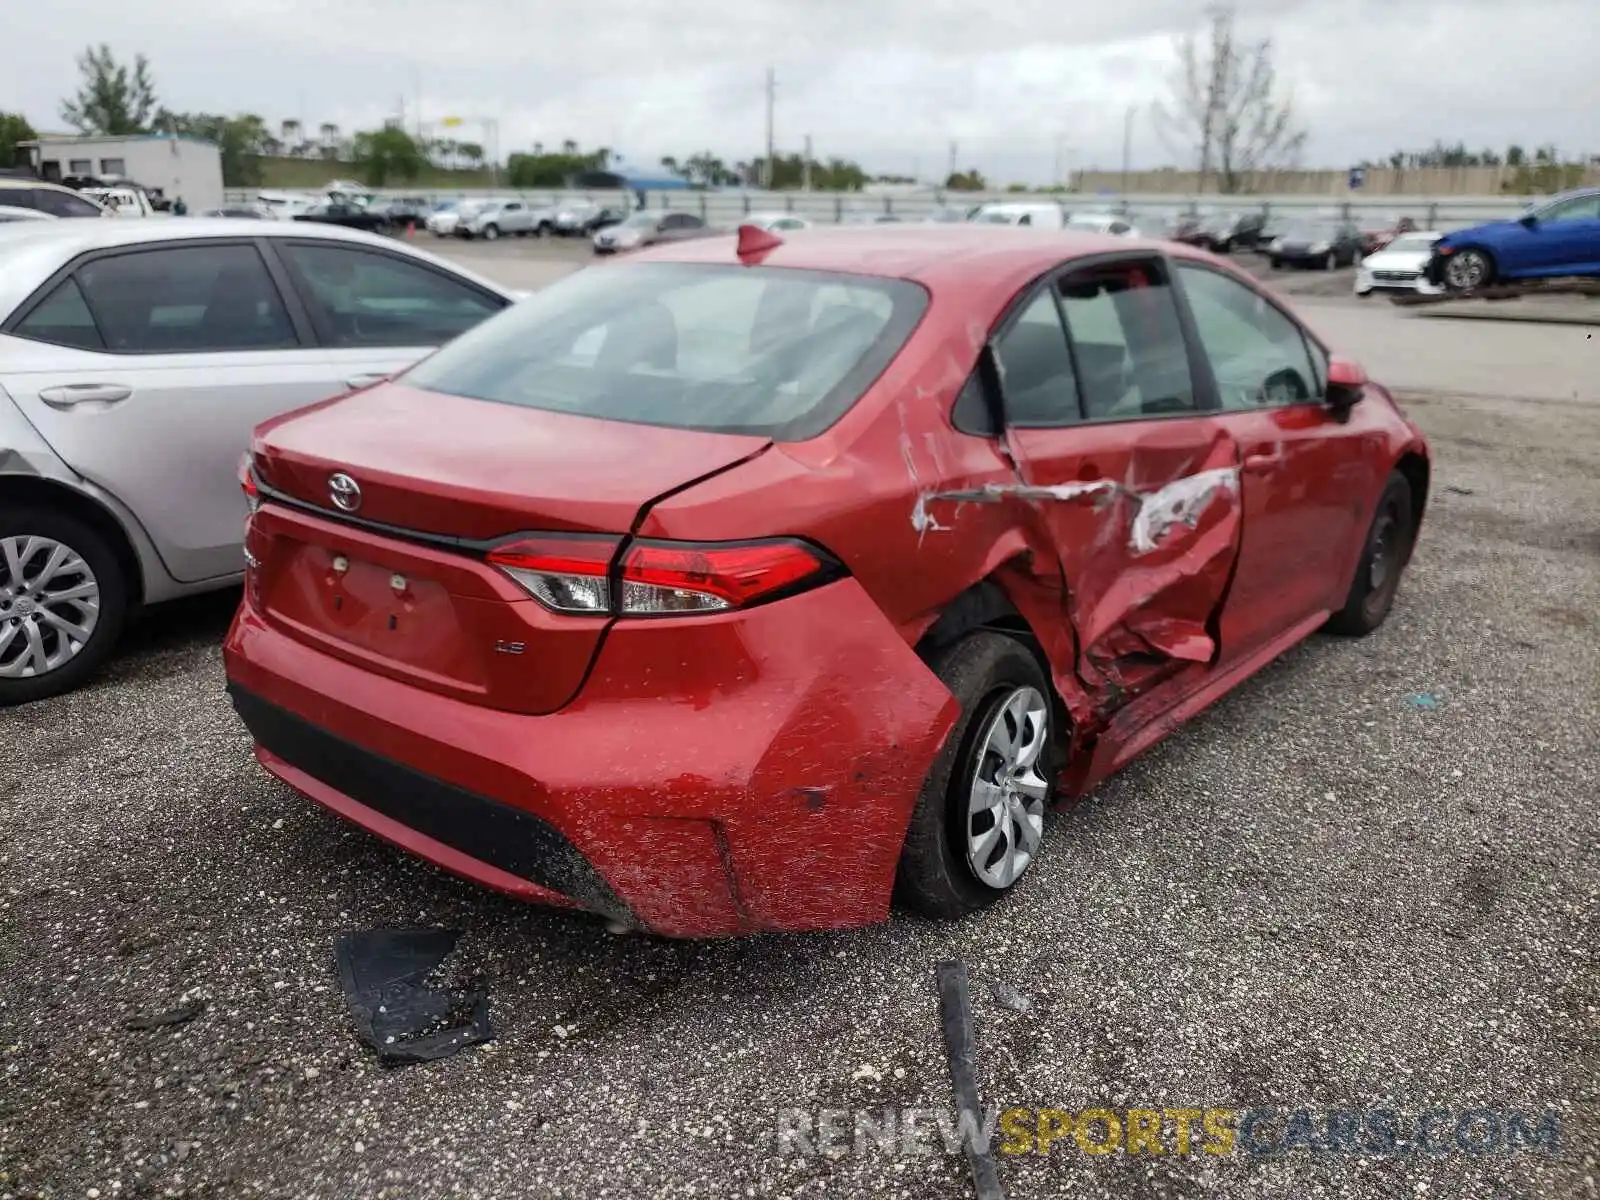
[487,536,617,614]
[239,452,260,514]
[486,535,840,617]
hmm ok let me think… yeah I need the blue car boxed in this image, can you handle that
[1427,187,1600,292]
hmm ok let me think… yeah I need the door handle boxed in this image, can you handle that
[38,383,132,409]
[345,373,390,390]
[1243,452,1282,475]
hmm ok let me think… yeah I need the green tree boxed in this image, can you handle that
[505,143,611,188]
[0,111,37,168]
[748,153,868,190]
[60,44,159,135]
[351,126,427,187]
[945,169,987,191]
[153,110,272,186]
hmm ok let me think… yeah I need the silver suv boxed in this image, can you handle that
[455,199,536,241]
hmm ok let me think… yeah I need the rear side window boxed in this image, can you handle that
[403,262,929,440]
[33,188,103,218]
[278,243,505,348]
[993,291,1079,425]
[0,189,36,211]
[1058,262,1197,420]
[12,278,105,351]
[75,245,299,353]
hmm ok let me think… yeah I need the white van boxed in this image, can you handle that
[968,201,1067,229]
[81,186,156,218]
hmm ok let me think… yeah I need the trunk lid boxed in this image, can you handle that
[253,383,770,539]
[246,383,770,713]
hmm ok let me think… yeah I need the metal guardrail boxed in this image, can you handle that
[225,188,1537,231]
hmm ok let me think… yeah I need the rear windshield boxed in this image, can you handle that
[402,262,929,440]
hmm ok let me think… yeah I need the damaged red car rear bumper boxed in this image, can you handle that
[223,580,960,938]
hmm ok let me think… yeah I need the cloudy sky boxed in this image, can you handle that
[5,0,1598,184]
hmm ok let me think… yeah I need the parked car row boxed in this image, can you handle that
[423,196,630,242]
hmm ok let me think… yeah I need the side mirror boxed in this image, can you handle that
[1326,356,1367,411]
[1519,214,1537,229]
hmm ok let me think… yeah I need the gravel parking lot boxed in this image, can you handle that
[2,238,1596,1200]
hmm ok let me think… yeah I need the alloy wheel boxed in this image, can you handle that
[1445,250,1489,291]
[964,686,1050,889]
[0,535,102,679]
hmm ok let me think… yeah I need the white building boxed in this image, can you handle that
[16,133,225,210]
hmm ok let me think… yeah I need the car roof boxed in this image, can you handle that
[0,217,515,317]
[636,224,1218,304]
[0,177,83,195]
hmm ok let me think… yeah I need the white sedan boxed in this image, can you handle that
[0,218,518,703]
[739,212,812,233]
[1066,211,1141,237]
[1354,231,1444,298]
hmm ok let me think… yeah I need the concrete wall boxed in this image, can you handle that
[224,186,1545,231]
[1071,166,1600,196]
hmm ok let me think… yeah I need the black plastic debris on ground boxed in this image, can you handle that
[334,927,493,1067]
[125,999,207,1031]
[936,961,1005,1200]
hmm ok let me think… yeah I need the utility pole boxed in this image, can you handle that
[764,66,776,190]
[1121,105,1135,195]
[947,139,958,184]
[803,133,812,191]
[413,64,423,140]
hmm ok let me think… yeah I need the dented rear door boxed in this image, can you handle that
[999,256,1244,705]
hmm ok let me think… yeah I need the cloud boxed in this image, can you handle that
[5,0,1597,184]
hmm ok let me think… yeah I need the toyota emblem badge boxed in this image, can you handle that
[328,472,362,512]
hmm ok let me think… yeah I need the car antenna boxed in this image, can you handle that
[736,222,784,262]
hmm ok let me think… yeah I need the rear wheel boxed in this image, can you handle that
[0,509,130,706]
[896,632,1057,918]
[1326,472,1414,637]
[481,224,500,242]
[1269,256,1282,270]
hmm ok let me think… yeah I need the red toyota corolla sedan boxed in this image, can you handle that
[225,224,1430,938]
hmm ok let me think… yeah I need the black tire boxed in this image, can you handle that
[1270,256,1282,270]
[895,632,1057,919]
[481,224,500,242]
[1326,472,1414,637]
[0,507,130,706]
